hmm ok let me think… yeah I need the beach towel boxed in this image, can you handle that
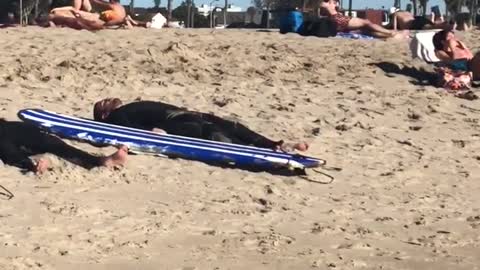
[150,13,166,29]
[336,32,374,40]
[410,30,441,63]
[435,66,472,90]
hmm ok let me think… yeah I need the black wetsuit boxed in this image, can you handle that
[101,101,281,149]
[0,120,102,171]
[411,16,434,30]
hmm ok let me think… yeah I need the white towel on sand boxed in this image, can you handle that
[150,13,167,29]
[410,31,441,63]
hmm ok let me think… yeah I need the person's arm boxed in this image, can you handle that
[51,6,75,13]
[457,41,474,59]
[435,49,454,62]
[90,0,112,9]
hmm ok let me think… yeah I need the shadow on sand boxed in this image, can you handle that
[369,62,438,86]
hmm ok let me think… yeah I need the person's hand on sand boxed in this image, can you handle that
[276,142,309,153]
[34,158,51,174]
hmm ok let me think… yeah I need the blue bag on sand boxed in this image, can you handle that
[280,11,304,34]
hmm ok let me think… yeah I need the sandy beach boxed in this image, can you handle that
[1,27,480,270]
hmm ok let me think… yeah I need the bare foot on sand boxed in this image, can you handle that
[277,142,309,153]
[101,145,128,167]
[34,158,51,174]
[392,30,410,40]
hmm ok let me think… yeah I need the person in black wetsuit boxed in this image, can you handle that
[0,119,127,174]
[93,98,309,152]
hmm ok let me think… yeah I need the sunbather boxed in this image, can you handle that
[93,98,309,152]
[0,119,127,174]
[389,7,450,30]
[48,0,126,30]
[320,0,408,39]
[433,30,480,79]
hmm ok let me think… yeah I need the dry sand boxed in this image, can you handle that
[0,27,479,270]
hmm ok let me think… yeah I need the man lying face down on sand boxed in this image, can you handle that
[44,0,126,30]
[320,0,409,39]
[0,119,127,174]
[387,7,451,31]
[93,98,309,153]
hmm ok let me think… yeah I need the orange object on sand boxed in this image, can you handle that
[100,10,122,22]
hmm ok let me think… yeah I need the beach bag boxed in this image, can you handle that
[279,11,304,34]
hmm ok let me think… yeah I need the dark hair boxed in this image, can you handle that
[93,98,123,121]
[432,30,450,51]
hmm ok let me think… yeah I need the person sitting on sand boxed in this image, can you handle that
[48,0,126,30]
[433,30,480,79]
[388,7,450,30]
[0,119,127,174]
[320,0,408,39]
[93,98,309,152]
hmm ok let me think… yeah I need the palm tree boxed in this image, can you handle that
[411,0,418,15]
[469,0,478,25]
[167,0,172,23]
[223,0,227,26]
[129,0,134,15]
[153,0,160,9]
[419,0,428,15]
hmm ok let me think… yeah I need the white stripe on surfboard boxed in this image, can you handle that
[21,112,310,169]
[26,109,312,160]
[32,109,285,154]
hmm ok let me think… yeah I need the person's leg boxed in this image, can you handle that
[164,112,308,151]
[29,132,126,169]
[201,114,309,151]
[125,16,150,28]
[194,114,278,148]
[81,0,92,12]
[74,15,105,30]
[48,14,83,29]
[51,6,76,16]
[73,0,92,11]
[423,21,451,30]
[347,17,405,39]
[48,12,104,30]
[0,140,36,172]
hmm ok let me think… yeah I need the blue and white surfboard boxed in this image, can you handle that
[18,109,325,171]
